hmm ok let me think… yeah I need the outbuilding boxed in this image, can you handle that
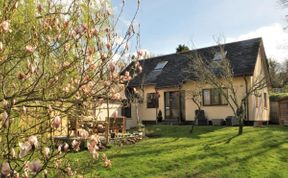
[279,96,288,125]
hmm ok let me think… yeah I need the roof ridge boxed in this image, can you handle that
[139,37,262,61]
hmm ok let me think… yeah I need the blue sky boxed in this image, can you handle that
[112,0,288,62]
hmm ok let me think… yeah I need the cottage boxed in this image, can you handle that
[122,38,270,126]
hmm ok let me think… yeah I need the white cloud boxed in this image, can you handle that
[227,23,288,63]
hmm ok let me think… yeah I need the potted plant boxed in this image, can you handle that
[157,110,163,123]
[137,123,145,136]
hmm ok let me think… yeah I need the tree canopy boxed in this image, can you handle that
[176,44,190,53]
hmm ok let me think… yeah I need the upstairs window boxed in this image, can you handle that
[154,61,168,70]
[147,93,159,108]
[203,88,228,106]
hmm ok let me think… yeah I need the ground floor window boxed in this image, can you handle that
[202,88,228,106]
[264,92,267,108]
[121,100,131,118]
[147,93,159,108]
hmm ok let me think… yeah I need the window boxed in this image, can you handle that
[121,100,131,118]
[154,61,168,70]
[264,93,267,108]
[202,88,228,106]
[121,105,131,118]
[255,95,258,108]
[147,93,159,108]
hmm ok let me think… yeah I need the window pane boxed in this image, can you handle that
[154,61,168,70]
[147,93,159,108]
[203,90,210,105]
[211,89,220,105]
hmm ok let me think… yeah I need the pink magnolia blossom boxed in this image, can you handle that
[43,147,50,159]
[22,171,28,178]
[71,140,80,151]
[48,105,53,112]
[19,142,32,158]
[1,162,11,176]
[89,63,96,70]
[90,135,100,145]
[63,21,69,28]
[14,2,19,9]
[22,106,27,114]
[102,154,112,168]
[28,62,36,73]
[138,66,143,72]
[109,63,115,72]
[57,145,62,153]
[106,42,111,50]
[2,111,9,128]
[25,45,36,53]
[43,169,48,178]
[0,41,3,51]
[62,61,70,68]
[11,148,16,159]
[125,71,130,77]
[3,99,9,108]
[53,116,61,129]
[91,28,98,36]
[1,21,11,32]
[91,150,99,160]
[28,135,38,149]
[63,143,69,152]
[66,167,74,176]
[13,171,19,178]
[81,24,88,32]
[137,50,143,56]
[87,135,100,153]
[78,129,89,139]
[64,43,69,52]
[112,93,121,100]
[28,160,42,175]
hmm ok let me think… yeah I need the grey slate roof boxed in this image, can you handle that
[124,38,265,89]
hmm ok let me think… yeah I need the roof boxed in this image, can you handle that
[124,38,265,89]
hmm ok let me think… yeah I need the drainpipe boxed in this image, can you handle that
[244,76,249,121]
[155,89,158,125]
[178,85,182,124]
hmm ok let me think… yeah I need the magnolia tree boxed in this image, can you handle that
[0,0,142,177]
[187,43,268,135]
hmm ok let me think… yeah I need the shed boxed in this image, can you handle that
[279,96,288,125]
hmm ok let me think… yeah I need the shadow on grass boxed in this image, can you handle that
[145,125,229,139]
[66,125,288,177]
[225,134,240,144]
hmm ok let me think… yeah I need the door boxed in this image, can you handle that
[164,91,185,121]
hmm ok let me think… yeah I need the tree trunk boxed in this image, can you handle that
[238,117,244,135]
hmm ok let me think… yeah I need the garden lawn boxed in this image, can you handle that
[65,126,288,178]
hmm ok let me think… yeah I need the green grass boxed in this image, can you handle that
[65,126,288,178]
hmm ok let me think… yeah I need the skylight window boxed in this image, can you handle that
[213,51,227,61]
[154,61,168,70]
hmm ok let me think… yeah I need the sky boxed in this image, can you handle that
[112,0,288,63]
